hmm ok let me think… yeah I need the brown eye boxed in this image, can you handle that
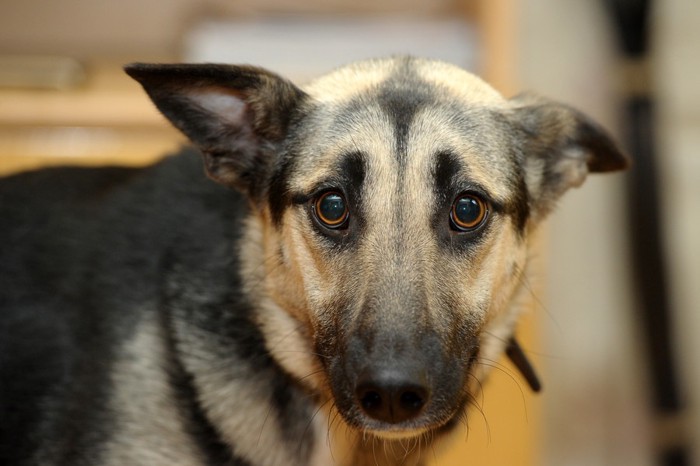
[450,194,488,231]
[314,191,349,228]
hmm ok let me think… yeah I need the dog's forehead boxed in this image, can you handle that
[302,57,505,106]
[289,58,516,199]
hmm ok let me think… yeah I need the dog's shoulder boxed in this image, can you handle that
[0,147,246,258]
[0,146,251,336]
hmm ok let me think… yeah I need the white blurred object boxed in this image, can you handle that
[183,18,477,82]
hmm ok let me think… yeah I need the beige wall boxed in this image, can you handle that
[0,0,455,58]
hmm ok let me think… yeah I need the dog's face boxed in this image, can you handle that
[127,57,627,438]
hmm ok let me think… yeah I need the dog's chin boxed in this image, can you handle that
[365,427,431,440]
[349,409,462,441]
[354,415,460,441]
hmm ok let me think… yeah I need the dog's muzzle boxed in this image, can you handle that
[326,328,473,435]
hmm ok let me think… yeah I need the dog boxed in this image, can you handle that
[0,56,628,466]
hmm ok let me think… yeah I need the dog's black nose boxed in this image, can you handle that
[355,372,429,424]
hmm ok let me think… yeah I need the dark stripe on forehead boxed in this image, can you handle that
[339,150,367,207]
[432,150,463,206]
[376,59,436,164]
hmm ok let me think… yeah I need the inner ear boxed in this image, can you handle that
[125,63,307,195]
[191,87,248,125]
[166,86,259,185]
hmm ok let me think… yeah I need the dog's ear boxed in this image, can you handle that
[125,63,307,194]
[508,93,630,220]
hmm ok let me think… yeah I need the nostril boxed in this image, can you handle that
[399,388,426,412]
[356,384,390,422]
[359,388,383,412]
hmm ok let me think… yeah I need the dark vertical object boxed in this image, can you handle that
[506,337,542,393]
[602,1,690,465]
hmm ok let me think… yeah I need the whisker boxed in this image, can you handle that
[481,329,558,360]
[476,359,530,423]
[514,262,561,332]
[465,373,492,444]
[297,397,332,458]
[256,403,275,448]
[429,429,439,465]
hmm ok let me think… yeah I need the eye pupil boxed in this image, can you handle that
[316,192,348,228]
[451,195,487,231]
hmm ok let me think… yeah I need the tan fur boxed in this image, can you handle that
[101,316,205,466]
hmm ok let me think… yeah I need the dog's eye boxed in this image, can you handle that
[450,194,488,231]
[314,191,349,229]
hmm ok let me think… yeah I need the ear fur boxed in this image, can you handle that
[508,93,630,220]
[124,63,307,195]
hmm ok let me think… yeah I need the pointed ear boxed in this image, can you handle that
[508,93,630,220]
[124,63,307,194]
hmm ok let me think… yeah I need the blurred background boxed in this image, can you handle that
[1,0,698,465]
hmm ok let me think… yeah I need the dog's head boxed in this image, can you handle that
[127,57,628,438]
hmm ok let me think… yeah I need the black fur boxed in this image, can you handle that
[0,150,312,465]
